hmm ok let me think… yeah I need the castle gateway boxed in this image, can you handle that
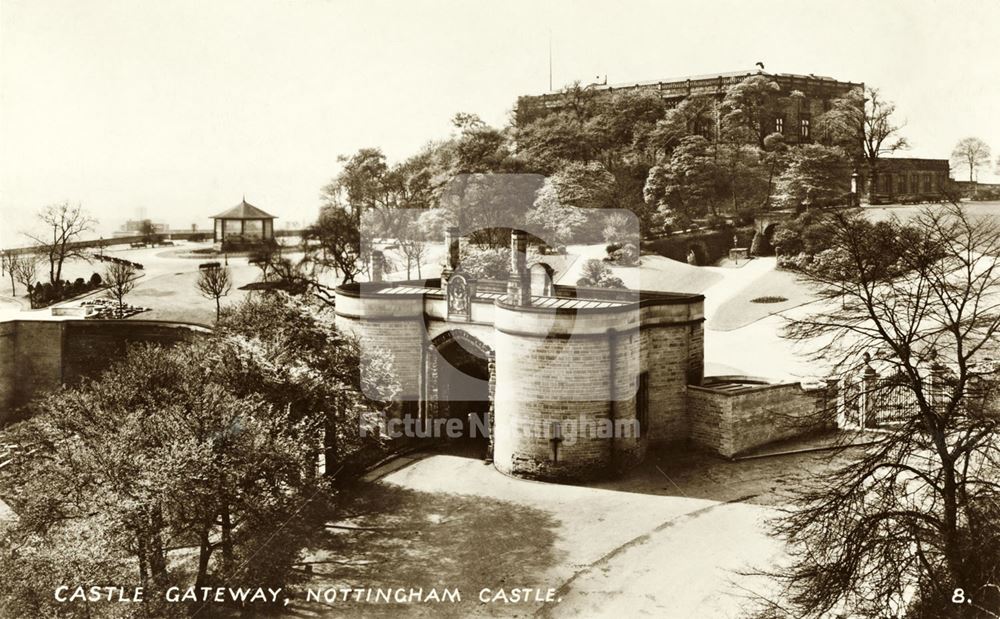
[335,228,707,481]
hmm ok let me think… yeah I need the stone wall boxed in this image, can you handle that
[0,323,16,423]
[688,380,835,457]
[0,320,206,425]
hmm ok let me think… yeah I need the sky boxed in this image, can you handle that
[2,0,999,248]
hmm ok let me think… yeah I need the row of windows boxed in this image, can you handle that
[774,117,810,138]
[878,172,943,194]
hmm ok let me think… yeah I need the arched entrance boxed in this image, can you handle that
[425,330,494,457]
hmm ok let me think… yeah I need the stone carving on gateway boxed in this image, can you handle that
[334,226,708,482]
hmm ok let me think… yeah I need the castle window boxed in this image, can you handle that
[636,372,650,437]
[775,117,784,134]
[800,118,811,139]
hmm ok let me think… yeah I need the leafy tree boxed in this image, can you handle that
[514,110,596,173]
[719,74,782,146]
[196,264,232,321]
[759,205,1000,618]
[644,135,724,220]
[458,245,512,280]
[303,206,363,284]
[815,87,909,204]
[24,201,97,286]
[774,144,852,209]
[0,293,398,617]
[103,261,138,314]
[438,173,543,249]
[527,181,588,248]
[950,137,992,183]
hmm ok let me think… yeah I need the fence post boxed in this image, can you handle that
[862,365,878,428]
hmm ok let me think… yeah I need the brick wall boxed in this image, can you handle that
[0,320,205,425]
[11,322,63,416]
[62,322,203,385]
[688,380,835,457]
[0,323,16,422]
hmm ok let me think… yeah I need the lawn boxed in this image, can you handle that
[708,267,816,331]
[863,200,1000,224]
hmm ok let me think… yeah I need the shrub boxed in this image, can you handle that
[89,272,102,286]
[607,243,639,266]
[777,252,813,271]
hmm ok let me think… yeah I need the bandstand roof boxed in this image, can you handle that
[211,199,276,220]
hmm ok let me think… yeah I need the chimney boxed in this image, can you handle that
[506,229,531,306]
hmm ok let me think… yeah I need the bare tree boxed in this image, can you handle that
[196,265,232,321]
[24,201,97,286]
[816,87,909,204]
[12,254,39,302]
[104,261,138,315]
[757,205,1000,618]
[0,252,14,296]
[951,137,992,184]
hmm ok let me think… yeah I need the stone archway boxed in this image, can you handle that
[424,330,495,457]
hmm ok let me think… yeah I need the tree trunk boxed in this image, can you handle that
[220,504,235,583]
[195,529,212,589]
[324,409,338,477]
[215,297,221,321]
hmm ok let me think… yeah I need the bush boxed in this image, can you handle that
[607,243,639,266]
[777,252,813,271]
[89,272,102,286]
[36,282,53,305]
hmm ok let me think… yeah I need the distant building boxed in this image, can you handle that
[211,198,277,246]
[112,218,168,238]
[516,69,862,147]
[869,158,952,204]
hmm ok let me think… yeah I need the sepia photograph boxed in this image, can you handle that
[1,0,999,617]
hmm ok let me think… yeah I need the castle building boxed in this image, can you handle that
[515,69,862,146]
